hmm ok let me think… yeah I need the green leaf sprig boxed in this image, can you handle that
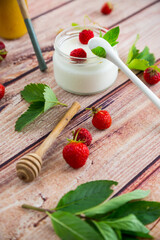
[126,34,156,71]
[91,26,120,59]
[22,180,160,240]
[15,83,67,132]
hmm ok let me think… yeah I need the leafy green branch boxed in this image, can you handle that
[22,180,160,240]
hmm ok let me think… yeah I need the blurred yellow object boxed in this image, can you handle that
[0,0,28,39]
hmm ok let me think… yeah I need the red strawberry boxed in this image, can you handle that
[70,48,87,62]
[87,107,112,130]
[0,84,5,100]
[79,29,94,45]
[143,67,160,85]
[0,41,7,62]
[101,2,113,15]
[63,141,89,169]
[73,128,92,146]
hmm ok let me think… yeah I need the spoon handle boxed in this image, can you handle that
[113,56,160,109]
[88,37,160,110]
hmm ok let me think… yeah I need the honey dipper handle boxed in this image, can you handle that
[35,102,81,158]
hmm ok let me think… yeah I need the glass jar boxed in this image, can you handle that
[53,26,118,95]
[0,0,27,39]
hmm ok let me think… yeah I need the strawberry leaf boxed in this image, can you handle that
[136,46,155,66]
[15,102,44,132]
[43,86,59,112]
[16,83,67,131]
[126,35,156,70]
[128,59,149,70]
[126,34,139,64]
[150,65,160,72]
[21,83,47,103]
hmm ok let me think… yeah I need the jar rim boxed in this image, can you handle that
[54,25,108,62]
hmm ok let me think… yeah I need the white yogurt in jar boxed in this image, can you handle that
[53,26,118,95]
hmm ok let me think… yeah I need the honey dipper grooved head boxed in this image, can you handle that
[16,153,42,182]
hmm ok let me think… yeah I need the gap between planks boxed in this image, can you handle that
[1,58,160,170]
[31,0,76,21]
[0,73,141,170]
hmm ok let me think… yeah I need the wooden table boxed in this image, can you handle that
[0,0,160,239]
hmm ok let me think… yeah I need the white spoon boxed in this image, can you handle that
[88,37,160,110]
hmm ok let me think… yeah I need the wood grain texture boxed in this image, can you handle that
[0,0,158,85]
[0,0,160,239]
[1,2,160,168]
[28,0,74,20]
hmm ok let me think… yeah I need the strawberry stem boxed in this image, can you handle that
[67,128,84,144]
[57,102,68,107]
[86,106,101,115]
[46,101,67,107]
[74,128,81,141]
[0,49,7,55]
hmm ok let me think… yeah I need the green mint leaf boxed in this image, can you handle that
[92,27,120,58]
[92,221,118,240]
[21,83,47,103]
[72,22,79,26]
[56,180,117,214]
[99,30,103,38]
[103,27,120,46]
[15,102,44,131]
[122,231,153,239]
[111,41,119,47]
[126,34,139,64]
[48,211,103,240]
[92,47,106,58]
[128,59,149,70]
[104,214,149,234]
[136,46,155,66]
[83,190,150,217]
[108,201,160,225]
[150,65,160,72]
[43,86,58,112]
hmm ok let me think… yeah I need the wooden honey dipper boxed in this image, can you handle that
[16,101,81,182]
